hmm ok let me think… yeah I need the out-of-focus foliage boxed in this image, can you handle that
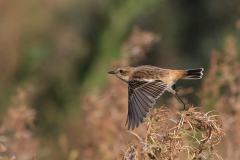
[0,88,38,160]
[198,36,240,159]
[0,0,240,159]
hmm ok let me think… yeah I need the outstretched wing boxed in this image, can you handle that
[126,79,167,130]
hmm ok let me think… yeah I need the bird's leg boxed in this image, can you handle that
[174,87,191,110]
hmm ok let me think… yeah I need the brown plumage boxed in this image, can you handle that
[108,65,204,130]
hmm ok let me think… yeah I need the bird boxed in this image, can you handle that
[108,65,204,130]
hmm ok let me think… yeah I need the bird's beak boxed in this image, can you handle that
[108,71,115,74]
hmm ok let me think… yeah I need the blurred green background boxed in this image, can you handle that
[0,0,240,159]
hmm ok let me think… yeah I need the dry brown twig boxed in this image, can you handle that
[118,106,225,160]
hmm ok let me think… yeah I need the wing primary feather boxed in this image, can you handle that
[130,97,140,128]
[137,88,154,107]
[125,107,129,126]
[135,91,151,112]
[132,92,146,121]
[126,88,131,127]
[131,94,144,124]
[129,100,135,130]
[135,90,152,111]
[134,91,150,113]
[133,94,148,118]
[127,111,131,130]
[131,96,139,130]
[127,100,133,130]
[127,86,134,129]
[132,95,145,123]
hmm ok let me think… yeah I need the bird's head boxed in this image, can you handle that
[108,66,132,82]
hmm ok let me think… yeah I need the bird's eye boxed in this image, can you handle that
[119,70,124,73]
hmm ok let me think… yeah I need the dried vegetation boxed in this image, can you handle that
[118,107,224,160]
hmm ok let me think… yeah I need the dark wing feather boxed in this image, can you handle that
[126,80,167,130]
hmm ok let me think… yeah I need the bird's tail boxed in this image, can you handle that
[182,68,204,79]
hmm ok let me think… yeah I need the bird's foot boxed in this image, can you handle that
[175,88,191,110]
[182,101,192,110]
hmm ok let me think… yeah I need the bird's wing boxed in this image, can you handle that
[126,79,167,130]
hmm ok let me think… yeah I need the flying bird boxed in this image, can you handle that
[108,65,204,130]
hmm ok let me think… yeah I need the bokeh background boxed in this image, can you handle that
[0,0,240,159]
